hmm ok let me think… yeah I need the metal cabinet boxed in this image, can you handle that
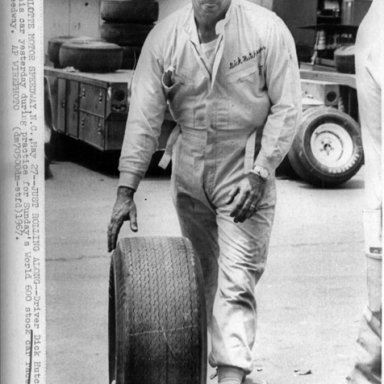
[78,83,108,149]
[45,69,132,151]
[67,81,80,138]
[79,83,106,117]
[79,112,105,150]
[56,78,80,138]
[45,67,170,153]
[57,78,67,133]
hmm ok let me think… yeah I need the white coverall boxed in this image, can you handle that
[349,1,383,383]
[118,0,301,373]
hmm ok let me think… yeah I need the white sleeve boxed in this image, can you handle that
[118,32,167,190]
[254,17,302,174]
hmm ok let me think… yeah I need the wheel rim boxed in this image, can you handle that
[310,123,354,169]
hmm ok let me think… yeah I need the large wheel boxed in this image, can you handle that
[109,237,207,384]
[101,1,159,23]
[288,106,363,187]
[59,40,123,72]
[101,22,154,46]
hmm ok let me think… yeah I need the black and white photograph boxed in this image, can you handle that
[1,0,382,383]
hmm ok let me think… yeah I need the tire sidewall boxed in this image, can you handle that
[101,1,159,23]
[291,107,363,186]
[108,258,117,384]
[59,42,123,72]
[100,23,154,46]
[112,250,129,384]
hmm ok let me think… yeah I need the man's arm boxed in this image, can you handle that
[107,31,167,251]
[254,16,302,174]
[118,35,168,190]
[108,186,137,252]
[228,17,302,223]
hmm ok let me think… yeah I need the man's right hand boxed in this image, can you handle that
[107,186,138,252]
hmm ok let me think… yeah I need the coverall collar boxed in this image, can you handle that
[183,0,236,45]
[182,0,237,87]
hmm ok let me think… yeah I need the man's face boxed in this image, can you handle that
[192,0,232,22]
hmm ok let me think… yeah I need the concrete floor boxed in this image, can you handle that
[46,156,367,384]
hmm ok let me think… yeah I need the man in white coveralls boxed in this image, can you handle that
[108,0,301,382]
[348,1,383,383]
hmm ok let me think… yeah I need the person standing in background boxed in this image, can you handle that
[348,1,383,383]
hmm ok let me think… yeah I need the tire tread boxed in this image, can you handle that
[109,237,206,384]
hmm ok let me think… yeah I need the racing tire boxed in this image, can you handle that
[108,237,207,384]
[287,106,363,187]
[47,36,98,68]
[48,36,75,68]
[120,45,141,69]
[100,22,154,46]
[101,1,159,23]
[59,40,123,73]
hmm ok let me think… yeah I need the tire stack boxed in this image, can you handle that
[48,36,123,73]
[100,0,159,69]
[48,36,76,68]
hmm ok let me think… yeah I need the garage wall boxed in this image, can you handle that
[43,0,275,58]
[44,0,101,55]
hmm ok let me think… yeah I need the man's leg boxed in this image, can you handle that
[209,178,276,378]
[173,191,220,326]
[173,177,276,380]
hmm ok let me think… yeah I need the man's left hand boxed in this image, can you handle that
[226,173,266,223]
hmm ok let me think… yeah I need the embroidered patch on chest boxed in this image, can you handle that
[229,46,266,70]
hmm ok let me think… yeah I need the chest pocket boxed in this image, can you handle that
[226,63,260,83]
[162,69,196,126]
[224,63,270,129]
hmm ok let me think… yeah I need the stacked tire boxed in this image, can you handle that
[48,35,76,68]
[100,0,159,69]
[48,36,123,73]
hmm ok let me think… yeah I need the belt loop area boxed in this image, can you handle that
[158,124,181,169]
[244,130,256,173]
